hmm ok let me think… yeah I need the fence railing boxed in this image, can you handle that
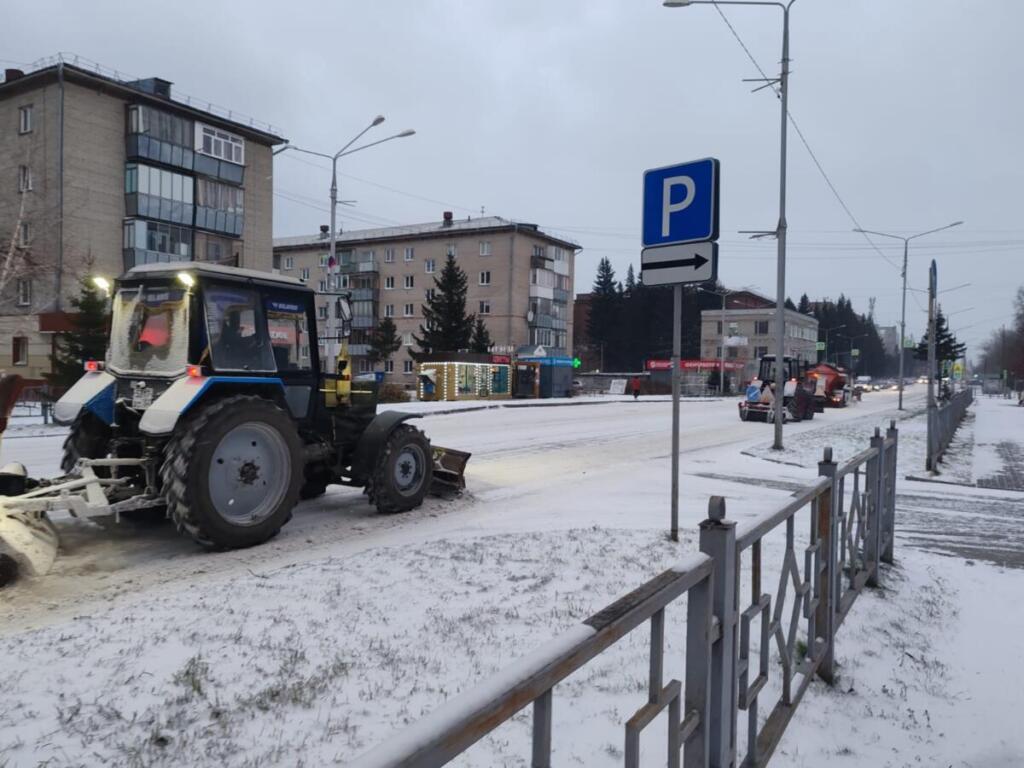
[350,422,900,768]
[927,387,973,471]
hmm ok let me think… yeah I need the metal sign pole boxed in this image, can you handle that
[926,259,937,472]
[671,284,681,542]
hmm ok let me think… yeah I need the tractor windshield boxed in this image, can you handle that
[108,286,190,376]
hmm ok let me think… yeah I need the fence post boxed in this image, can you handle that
[867,428,884,587]
[684,562,713,768]
[815,447,837,684]
[882,420,898,564]
[699,496,737,768]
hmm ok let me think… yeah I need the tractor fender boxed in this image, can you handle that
[350,411,423,483]
[139,375,286,435]
[54,371,116,426]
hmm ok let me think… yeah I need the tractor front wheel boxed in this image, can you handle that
[161,395,303,549]
[61,412,112,474]
[368,424,433,514]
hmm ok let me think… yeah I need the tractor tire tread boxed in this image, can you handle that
[368,424,432,515]
[160,394,298,549]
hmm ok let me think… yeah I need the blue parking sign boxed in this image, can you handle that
[642,158,719,247]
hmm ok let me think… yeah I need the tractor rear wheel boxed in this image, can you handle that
[368,424,433,514]
[161,395,303,549]
[61,412,112,474]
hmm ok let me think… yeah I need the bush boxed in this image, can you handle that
[377,383,409,403]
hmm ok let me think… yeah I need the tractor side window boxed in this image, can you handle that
[204,286,275,372]
[265,298,311,372]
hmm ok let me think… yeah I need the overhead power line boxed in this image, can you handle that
[711,3,901,272]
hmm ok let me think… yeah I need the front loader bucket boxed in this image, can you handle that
[0,501,58,579]
[430,446,471,494]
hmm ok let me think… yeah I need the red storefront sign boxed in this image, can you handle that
[645,358,746,371]
[490,354,512,365]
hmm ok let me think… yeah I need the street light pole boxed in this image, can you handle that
[853,220,962,409]
[665,0,795,448]
[275,119,415,360]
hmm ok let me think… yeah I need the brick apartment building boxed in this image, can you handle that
[700,290,819,382]
[273,214,579,386]
[0,55,284,380]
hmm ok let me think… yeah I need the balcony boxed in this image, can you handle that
[339,256,378,273]
[349,288,376,301]
[351,316,376,330]
[127,134,194,173]
[553,288,570,303]
[347,343,371,356]
[531,254,553,270]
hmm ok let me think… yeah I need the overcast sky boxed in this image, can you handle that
[5,1,1022,354]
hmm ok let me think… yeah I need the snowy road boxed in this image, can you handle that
[5,387,1023,768]
[0,390,916,634]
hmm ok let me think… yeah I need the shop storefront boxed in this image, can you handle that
[417,353,512,401]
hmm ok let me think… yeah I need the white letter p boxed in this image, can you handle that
[661,175,695,238]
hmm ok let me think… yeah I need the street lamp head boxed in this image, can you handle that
[663,0,693,6]
[398,129,416,137]
[949,220,964,228]
[372,115,385,126]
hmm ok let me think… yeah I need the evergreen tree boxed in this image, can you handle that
[587,258,621,368]
[916,309,966,372]
[470,317,492,353]
[624,264,637,295]
[797,294,812,315]
[48,276,109,389]
[367,316,401,367]
[414,254,474,354]
[784,296,797,311]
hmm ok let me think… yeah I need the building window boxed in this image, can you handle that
[385,247,395,263]
[318,305,328,319]
[727,347,740,359]
[17,165,32,192]
[403,303,414,317]
[18,105,32,134]
[404,275,414,289]
[17,222,30,247]
[195,123,244,165]
[318,280,326,292]
[319,254,329,268]
[446,243,456,257]
[385,304,394,317]
[300,267,310,280]
[195,178,244,236]
[716,321,722,335]
[479,271,491,286]
[424,259,435,273]
[479,300,490,315]
[124,163,195,226]
[283,256,294,270]
[755,346,769,357]
[715,346,722,359]
[12,337,28,366]
[16,278,31,307]
[356,358,371,373]
[403,360,414,374]
[754,320,770,335]
[404,247,414,262]
[384,359,394,373]
[402,332,413,347]
[425,288,436,302]
[122,219,194,268]
[384,276,395,290]
[479,241,492,256]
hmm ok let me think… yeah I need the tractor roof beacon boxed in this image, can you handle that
[0,263,470,583]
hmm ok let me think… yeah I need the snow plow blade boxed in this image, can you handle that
[430,446,471,494]
[0,501,59,578]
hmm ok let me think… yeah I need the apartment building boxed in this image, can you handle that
[0,56,284,380]
[700,290,819,381]
[273,214,579,386]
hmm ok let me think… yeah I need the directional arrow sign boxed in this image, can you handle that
[641,242,718,287]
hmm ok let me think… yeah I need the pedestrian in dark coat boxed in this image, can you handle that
[630,376,642,400]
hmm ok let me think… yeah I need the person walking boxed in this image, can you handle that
[630,375,642,400]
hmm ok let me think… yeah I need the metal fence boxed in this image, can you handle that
[349,422,899,768]
[927,388,973,471]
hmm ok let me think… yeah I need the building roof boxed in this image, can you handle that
[273,216,580,252]
[123,261,309,290]
[0,57,285,145]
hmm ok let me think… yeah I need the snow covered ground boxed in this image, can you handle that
[1,387,1022,767]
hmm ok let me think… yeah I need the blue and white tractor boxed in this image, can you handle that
[0,263,468,582]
